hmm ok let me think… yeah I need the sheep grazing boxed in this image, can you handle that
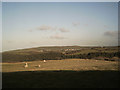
[38,65,41,67]
[44,60,46,63]
[24,63,28,68]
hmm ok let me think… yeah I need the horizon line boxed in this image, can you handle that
[1,45,119,52]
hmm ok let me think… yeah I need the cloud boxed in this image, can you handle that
[84,24,89,26]
[28,30,33,32]
[7,41,13,43]
[104,25,110,28]
[30,42,38,44]
[37,25,54,30]
[72,22,80,26]
[50,34,66,39]
[103,25,112,30]
[104,31,118,37]
[33,25,69,33]
[59,28,69,32]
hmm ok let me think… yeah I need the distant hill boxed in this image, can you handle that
[2,46,119,62]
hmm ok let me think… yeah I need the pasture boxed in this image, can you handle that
[2,59,119,88]
[2,59,118,72]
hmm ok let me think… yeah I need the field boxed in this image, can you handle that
[2,59,119,88]
[1,46,119,88]
[2,70,119,88]
[2,46,119,62]
[2,59,118,72]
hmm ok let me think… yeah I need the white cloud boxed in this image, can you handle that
[72,22,80,26]
[28,29,33,32]
[7,41,14,43]
[30,42,38,44]
[35,25,70,33]
[37,25,54,30]
[59,28,69,32]
[104,31,118,37]
[50,34,66,39]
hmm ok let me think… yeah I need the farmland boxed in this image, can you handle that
[2,46,120,62]
[1,46,119,88]
[2,59,118,72]
[2,58,119,88]
[2,70,119,88]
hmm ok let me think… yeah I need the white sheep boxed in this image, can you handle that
[38,65,41,67]
[24,63,28,68]
[44,60,46,63]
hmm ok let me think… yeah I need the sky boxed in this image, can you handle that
[1,0,120,2]
[2,2,118,51]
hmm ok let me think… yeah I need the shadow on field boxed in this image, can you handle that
[2,70,119,88]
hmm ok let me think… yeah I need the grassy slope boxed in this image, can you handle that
[2,59,118,72]
[2,46,119,63]
[2,46,119,88]
[2,70,119,88]
[3,46,118,54]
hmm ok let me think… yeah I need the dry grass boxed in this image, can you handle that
[2,59,118,72]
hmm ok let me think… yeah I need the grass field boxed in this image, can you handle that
[2,70,119,88]
[2,59,119,88]
[2,59,118,72]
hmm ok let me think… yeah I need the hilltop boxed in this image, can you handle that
[2,46,119,62]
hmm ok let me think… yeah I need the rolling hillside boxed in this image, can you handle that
[2,46,119,62]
